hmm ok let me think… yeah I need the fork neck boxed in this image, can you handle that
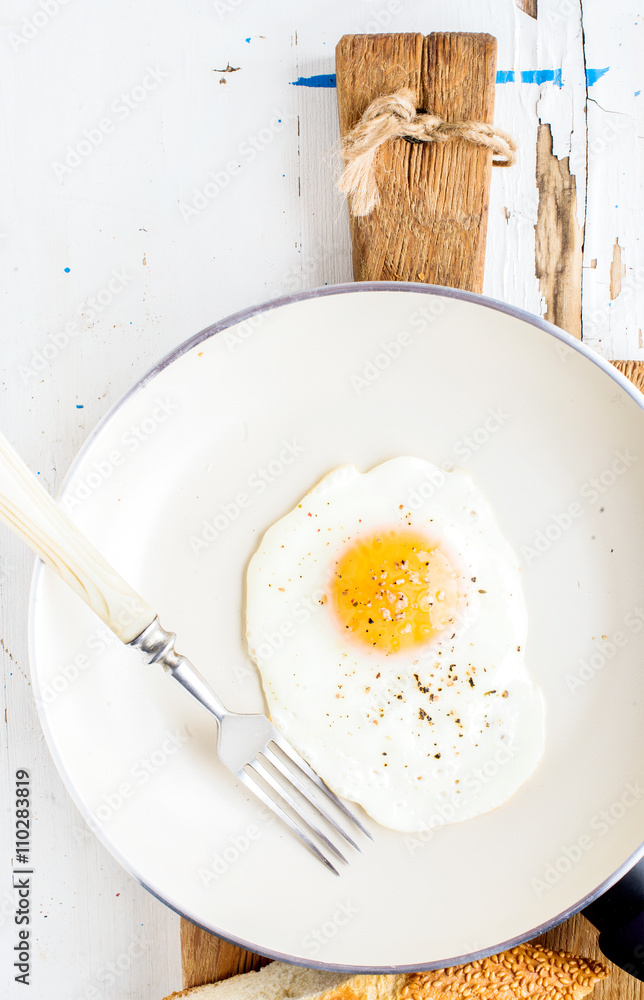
[129,617,228,725]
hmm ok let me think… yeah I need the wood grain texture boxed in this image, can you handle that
[336,32,497,291]
[535,122,584,339]
[180,919,269,989]
[611,359,644,391]
[177,911,643,996]
[610,239,624,300]
[516,0,538,17]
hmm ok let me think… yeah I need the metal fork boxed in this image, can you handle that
[0,430,371,873]
[130,618,371,873]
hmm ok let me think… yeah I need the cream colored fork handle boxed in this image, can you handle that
[0,431,156,643]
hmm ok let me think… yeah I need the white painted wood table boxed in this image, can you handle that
[0,2,642,998]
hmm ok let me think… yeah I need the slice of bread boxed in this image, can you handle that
[163,945,609,1000]
[162,961,403,1000]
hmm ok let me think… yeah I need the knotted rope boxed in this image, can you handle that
[338,88,517,217]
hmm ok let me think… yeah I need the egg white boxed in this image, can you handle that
[245,458,545,833]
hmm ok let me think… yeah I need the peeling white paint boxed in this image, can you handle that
[581,4,644,358]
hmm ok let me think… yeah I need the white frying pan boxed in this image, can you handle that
[26,283,644,973]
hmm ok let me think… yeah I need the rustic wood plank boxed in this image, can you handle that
[179,909,642,995]
[180,919,268,990]
[535,122,584,339]
[336,32,497,291]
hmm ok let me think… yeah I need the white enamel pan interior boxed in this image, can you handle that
[29,284,644,970]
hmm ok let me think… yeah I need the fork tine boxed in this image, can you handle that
[237,769,340,875]
[263,744,361,853]
[250,755,349,864]
[269,735,374,841]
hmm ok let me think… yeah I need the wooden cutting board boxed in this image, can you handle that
[179,910,644,998]
[179,31,644,1000]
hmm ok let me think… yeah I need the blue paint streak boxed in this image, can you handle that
[292,67,608,90]
[520,68,563,86]
[636,90,641,97]
[64,266,70,272]
[76,404,84,409]
[290,73,337,88]
[586,66,610,86]
[245,36,251,42]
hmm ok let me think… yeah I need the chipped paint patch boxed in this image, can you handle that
[610,239,625,300]
[535,123,583,338]
[515,0,537,18]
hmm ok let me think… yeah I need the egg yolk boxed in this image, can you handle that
[330,530,461,653]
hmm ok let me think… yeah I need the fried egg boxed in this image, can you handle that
[245,458,545,833]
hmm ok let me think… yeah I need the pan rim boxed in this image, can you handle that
[28,280,644,972]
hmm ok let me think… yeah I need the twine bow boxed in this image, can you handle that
[338,88,517,217]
